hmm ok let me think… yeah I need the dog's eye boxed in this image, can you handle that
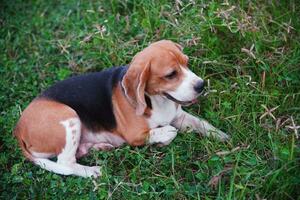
[165,71,177,79]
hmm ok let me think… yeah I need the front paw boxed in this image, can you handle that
[159,126,178,145]
[214,130,230,141]
[149,125,178,146]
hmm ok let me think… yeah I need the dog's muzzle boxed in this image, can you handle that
[163,92,198,106]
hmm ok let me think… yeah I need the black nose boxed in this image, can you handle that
[194,80,205,93]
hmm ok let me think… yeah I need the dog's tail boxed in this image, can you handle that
[13,121,34,161]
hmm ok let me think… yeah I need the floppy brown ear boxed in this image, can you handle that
[122,59,150,116]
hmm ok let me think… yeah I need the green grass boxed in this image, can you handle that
[1,0,300,199]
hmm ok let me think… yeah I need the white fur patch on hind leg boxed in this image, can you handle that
[69,164,101,178]
[33,118,101,178]
[34,158,101,178]
[58,118,81,164]
[34,158,74,175]
[57,118,101,177]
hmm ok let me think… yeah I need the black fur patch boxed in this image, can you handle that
[145,95,152,109]
[40,66,128,131]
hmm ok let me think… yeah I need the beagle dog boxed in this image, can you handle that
[14,40,229,178]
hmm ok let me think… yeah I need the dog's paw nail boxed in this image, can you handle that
[220,134,230,141]
[87,166,101,178]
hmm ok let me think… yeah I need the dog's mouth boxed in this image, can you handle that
[163,92,198,106]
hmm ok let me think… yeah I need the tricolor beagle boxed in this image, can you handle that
[14,40,229,178]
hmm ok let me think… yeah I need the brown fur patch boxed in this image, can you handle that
[112,85,150,146]
[14,98,78,158]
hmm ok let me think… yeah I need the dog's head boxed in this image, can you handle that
[122,40,204,115]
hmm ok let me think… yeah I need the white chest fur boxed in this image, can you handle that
[147,95,179,129]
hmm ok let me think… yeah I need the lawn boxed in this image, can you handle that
[1,0,300,199]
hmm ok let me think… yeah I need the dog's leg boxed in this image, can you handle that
[34,118,101,178]
[148,125,178,146]
[172,109,230,141]
[92,143,115,151]
[57,118,101,177]
[76,142,93,158]
[78,131,125,155]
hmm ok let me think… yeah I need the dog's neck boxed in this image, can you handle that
[147,94,179,128]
